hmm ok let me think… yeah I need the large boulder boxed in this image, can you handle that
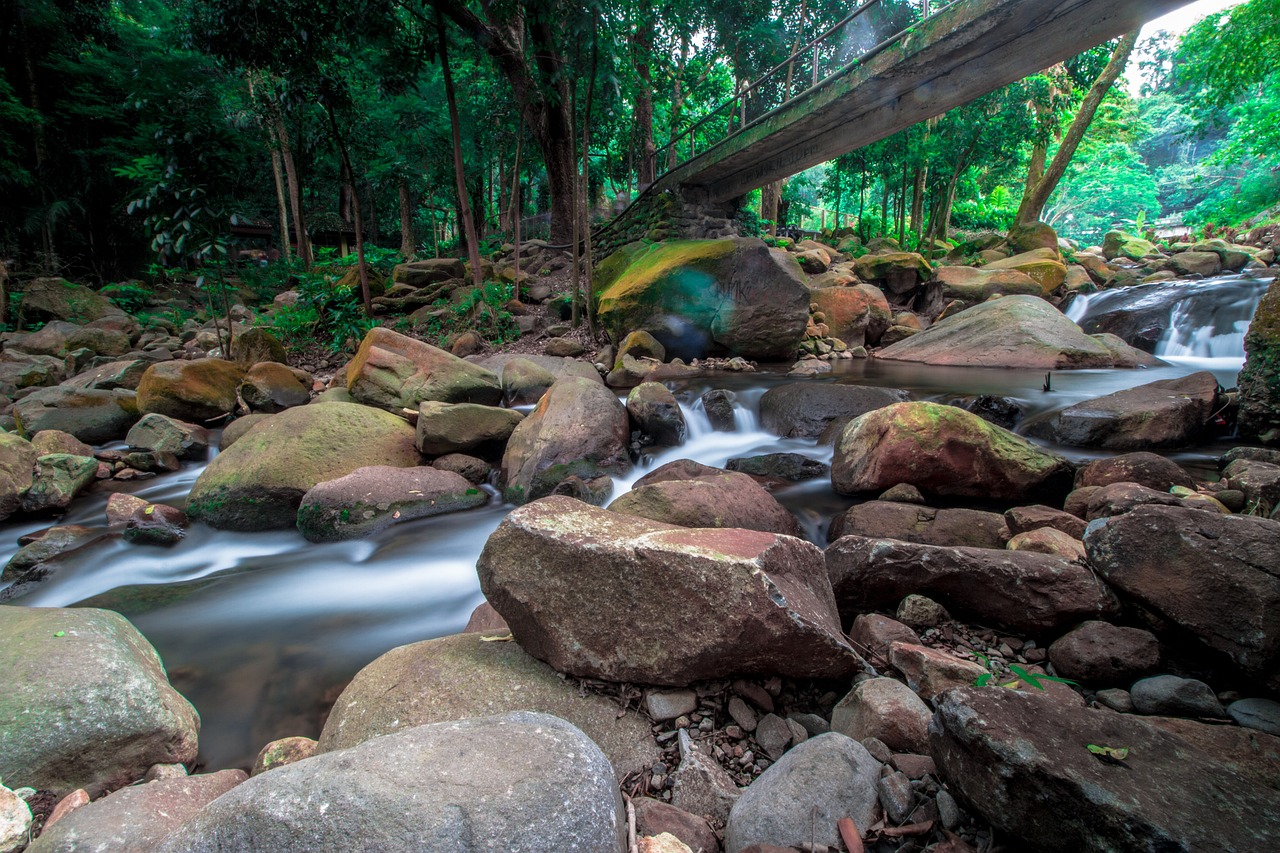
[759,382,909,439]
[157,712,626,853]
[230,327,288,366]
[17,278,125,325]
[186,402,420,530]
[1074,452,1194,491]
[826,535,1119,635]
[238,362,311,413]
[852,251,932,295]
[1102,230,1158,261]
[296,465,486,542]
[934,265,1044,302]
[25,770,247,853]
[415,401,524,456]
[62,358,152,392]
[500,377,630,504]
[1239,276,1280,444]
[1085,506,1280,690]
[477,496,861,685]
[126,414,209,459]
[135,359,246,422]
[608,471,800,536]
[626,382,687,446]
[931,687,1280,852]
[594,238,809,360]
[0,432,37,521]
[0,607,199,797]
[318,632,658,780]
[345,327,501,412]
[828,501,1009,549]
[831,402,1072,502]
[807,284,892,347]
[981,248,1067,294]
[12,386,138,443]
[1023,371,1218,449]
[876,296,1120,369]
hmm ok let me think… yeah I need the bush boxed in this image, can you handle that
[100,281,153,313]
[265,271,376,353]
[413,281,520,349]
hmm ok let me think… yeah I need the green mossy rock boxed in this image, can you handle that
[0,606,199,797]
[1005,221,1059,255]
[231,327,289,366]
[20,453,98,514]
[832,401,1072,502]
[934,266,1045,302]
[135,359,246,422]
[0,431,37,521]
[17,278,126,326]
[12,386,139,444]
[1102,230,1158,262]
[296,465,487,542]
[1234,277,1280,445]
[345,327,501,412]
[982,248,1066,295]
[852,251,933,295]
[186,401,420,530]
[594,238,809,361]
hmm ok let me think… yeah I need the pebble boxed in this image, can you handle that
[1094,688,1134,713]
[754,713,794,760]
[732,679,776,712]
[0,785,33,853]
[936,788,963,830]
[890,753,937,779]
[896,594,950,628]
[1226,698,1280,736]
[878,770,915,824]
[861,736,893,763]
[789,712,830,737]
[1131,675,1226,718]
[43,788,89,830]
[728,696,760,732]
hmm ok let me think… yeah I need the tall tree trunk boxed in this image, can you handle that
[631,0,657,187]
[399,179,416,259]
[668,32,689,169]
[323,103,371,313]
[1015,31,1138,226]
[910,165,927,237]
[580,20,599,337]
[270,147,291,262]
[437,8,484,288]
[760,181,781,235]
[274,111,312,267]
[510,121,524,291]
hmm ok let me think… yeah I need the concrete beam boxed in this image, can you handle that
[657,0,1194,204]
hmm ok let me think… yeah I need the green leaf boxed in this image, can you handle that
[54,631,66,637]
[974,673,993,687]
[1087,744,1130,760]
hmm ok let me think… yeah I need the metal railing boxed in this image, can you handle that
[651,0,953,180]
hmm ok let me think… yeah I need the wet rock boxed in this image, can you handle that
[1004,504,1087,539]
[726,453,828,482]
[160,712,625,853]
[1024,371,1219,449]
[1006,526,1085,560]
[126,414,209,459]
[500,377,630,504]
[11,386,139,444]
[724,734,880,853]
[27,770,247,853]
[20,454,97,514]
[1130,675,1226,718]
[1223,457,1280,512]
[877,295,1120,369]
[1238,276,1280,444]
[759,382,908,439]
[345,327,502,412]
[296,465,486,542]
[608,471,800,536]
[701,389,737,431]
[186,402,420,531]
[672,729,740,823]
[239,362,311,413]
[135,358,245,422]
[931,687,1280,852]
[1227,698,1280,736]
[124,503,188,547]
[1074,452,1195,491]
[251,737,317,776]
[478,496,860,685]
[831,677,931,754]
[832,402,1072,502]
[432,453,492,484]
[1047,621,1161,685]
[318,632,656,781]
[1085,506,1280,689]
[829,501,1009,549]
[595,238,809,361]
[415,401,523,456]
[0,432,37,521]
[0,606,199,797]
[106,493,149,526]
[627,382,687,446]
[827,536,1119,635]
[962,394,1024,429]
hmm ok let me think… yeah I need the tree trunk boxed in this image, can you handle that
[910,165,927,237]
[668,32,689,169]
[269,147,291,262]
[274,112,312,267]
[1015,31,1139,226]
[437,8,484,288]
[323,103,371,313]
[581,21,599,337]
[399,179,416,259]
[760,181,781,235]
[631,0,657,187]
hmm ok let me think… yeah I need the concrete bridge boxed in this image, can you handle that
[617,0,1192,225]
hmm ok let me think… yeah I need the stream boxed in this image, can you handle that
[0,272,1271,771]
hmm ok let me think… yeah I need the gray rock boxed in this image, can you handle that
[896,594,950,628]
[1131,675,1226,718]
[878,770,915,824]
[645,690,697,722]
[727,697,758,733]
[1227,698,1280,736]
[0,607,199,797]
[671,729,740,824]
[126,414,209,458]
[1048,621,1161,685]
[1093,688,1134,713]
[26,770,246,853]
[754,713,794,761]
[11,386,138,444]
[935,788,962,831]
[701,389,737,432]
[758,382,909,439]
[159,712,625,853]
[724,733,881,853]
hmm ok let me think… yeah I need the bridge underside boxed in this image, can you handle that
[664,0,1192,206]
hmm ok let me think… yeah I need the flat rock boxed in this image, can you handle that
[1047,621,1161,685]
[345,327,501,412]
[829,501,1009,549]
[608,472,800,536]
[1024,372,1219,449]
[1130,675,1225,718]
[296,465,487,542]
[758,383,909,439]
[415,401,524,456]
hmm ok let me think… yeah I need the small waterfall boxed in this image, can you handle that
[1067,273,1270,374]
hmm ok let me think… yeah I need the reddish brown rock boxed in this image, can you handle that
[830,677,931,754]
[888,642,987,701]
[1006,527,1085,561]
[633,798,720,853]
[1048,621,1161,685]
[826,535,1119,636]
[1004,504,1087,539]
[463,601,509,634]
[1075,452,1195,491]
[1025,372,1219,449]
[135,358,245,421]
[634,459,726,487]
[345,326,501,411]
[848,614,920,665]
[829,501,1009,548]
[608,472,800,536]
[478,496,861,685]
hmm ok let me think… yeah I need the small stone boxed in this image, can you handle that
[1094,688,1134,713]
[754,713,794,760]
[861,737,892,764]
[44,788,90,830]
[725,725,744,740]
[728,696,759,732]
[646,689,698,722]
[785,718,809,747]
[251,736,318,776]
[1226,698,1280,736]
[143,763,189,781]
[105,492,149,526]
[789,713,830,737]
[732,679,776,713]
[896,594,950,628]
[1131,675,1226,718]
[0,785,33,853]
[831,677,931,754]
[878,770,915,824]
[890,753,937,779]
[880,483,925,503]
[936,788,962,830]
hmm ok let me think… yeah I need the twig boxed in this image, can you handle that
[625,795,637,853]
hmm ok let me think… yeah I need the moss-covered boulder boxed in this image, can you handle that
[345,327,501,412]
[415,401,524,456]
[1239,277,1280,444]
[0,432,37,521]
[934,266,1045,302]
[135,359,246,422]
[17,278,126,326]
[12,386,139,443]
[186,402,420,530]
[594,238,809,361]
[239,362,311,413]
[832,402,1072,501]
[982,248,1066,295]
[20,453,98,514]
[501,377,630,504]
[126,413,210,459]
[230,327,288,366]
[1102,230,1158,262]
[853,252,933,295]
[1006,221,1059,254]
[296,465,487,542]
[0,606,199,797]
[877,295,1121,369]
[1170,251,1223,277]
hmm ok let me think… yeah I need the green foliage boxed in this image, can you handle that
[973,654,1079,692]
[735,206,764,238]
[99,282,152,313]
[265,271,376,352]
[413,281,519,349]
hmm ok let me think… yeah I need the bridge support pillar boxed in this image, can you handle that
[594,189,744,259]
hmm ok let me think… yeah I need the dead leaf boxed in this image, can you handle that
[837,817,865,853]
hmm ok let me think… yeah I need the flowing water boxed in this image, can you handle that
[0,272,1271,770]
